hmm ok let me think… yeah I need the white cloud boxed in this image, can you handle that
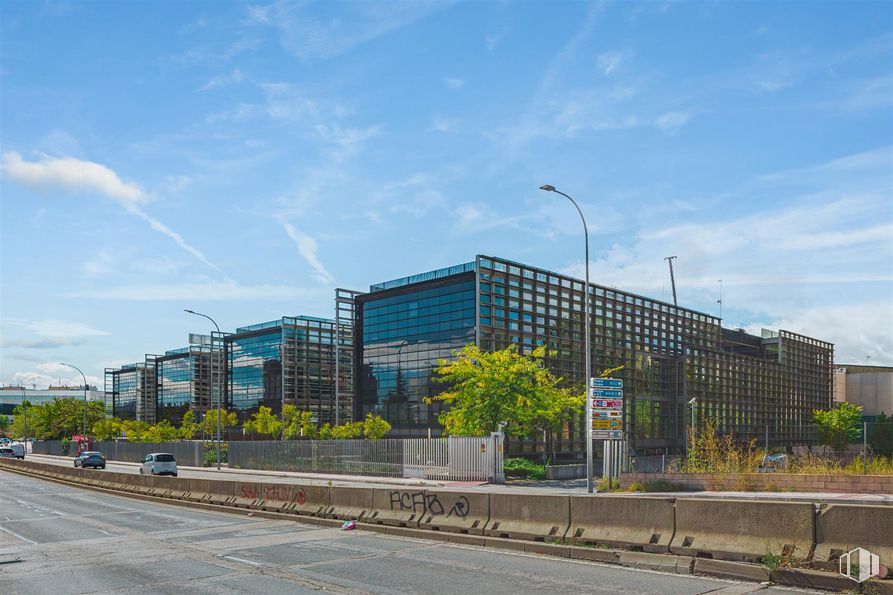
[753,78,793,93]
[1,151,220,272]
[199,68,246,91]
[282,223,336,285]
[1,151,147,204]
[432,116,458,133]
[654,111,689,132]
[389,189,445,218]
[443,76,464,90]
[597,50,632,76]
[69,281,327,301]
[3,318,109,338]
[485,25,510,52]
[9,370,102,390]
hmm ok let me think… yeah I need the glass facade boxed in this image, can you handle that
[228,324,283,417]
[104,364,149,421]
[355,255,833,455]
[155,349,193,424]
[358,272,476,433]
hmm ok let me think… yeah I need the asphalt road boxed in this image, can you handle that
[0,470,813,594]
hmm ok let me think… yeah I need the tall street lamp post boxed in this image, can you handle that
[19,386,27,441]
[539,184,593,493]
[59,362,88,439]
[185,309,223,471]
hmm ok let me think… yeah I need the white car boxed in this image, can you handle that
[139,453,178,477]
[8,442,25,459]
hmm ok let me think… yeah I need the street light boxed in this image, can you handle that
[185,309,223,471]
[58,362,88,439]
[19,385,27,442]
[688,397,697,455]
[539,184,594,494]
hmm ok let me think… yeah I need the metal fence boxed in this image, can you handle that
[229,435,504,482]
[31,440,67,456]
[89,441,206,467]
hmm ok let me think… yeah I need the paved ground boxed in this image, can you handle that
[24,454,893,505]
[0,470,820,595]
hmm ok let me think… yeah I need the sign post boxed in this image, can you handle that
[590,377,624,483]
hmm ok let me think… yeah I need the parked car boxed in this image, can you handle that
[8,442,25,459]
[139,453,177,477]
[0,447,16,458]
[74,451,106,469]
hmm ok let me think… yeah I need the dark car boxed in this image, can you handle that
[74,451,106,469]
[0,447,15,459]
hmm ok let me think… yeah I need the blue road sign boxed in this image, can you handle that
[590,388,623,399]
[590,378,623,389]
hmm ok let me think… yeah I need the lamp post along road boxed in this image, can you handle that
[185,309,223,471]
[540,184,593,494]
[59,362,88,439]
[19,386,27,441]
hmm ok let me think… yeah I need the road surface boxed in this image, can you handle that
[0,470,811,594]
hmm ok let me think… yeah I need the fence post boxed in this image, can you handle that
[863,421,868,475]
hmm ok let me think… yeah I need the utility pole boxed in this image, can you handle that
[664,256,678,306]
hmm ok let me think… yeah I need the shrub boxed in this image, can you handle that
[644,479,686,492]
[503,457,546,480]
[678,419,764,473]
[624,481,646,492]
[596,476,620,491]
[203,443,228,466]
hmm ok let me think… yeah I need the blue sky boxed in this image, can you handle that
[1,0,891,388]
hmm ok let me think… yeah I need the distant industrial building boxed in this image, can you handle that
[0,386,104,418]
[834,365,893,418]
[102,254,834,456]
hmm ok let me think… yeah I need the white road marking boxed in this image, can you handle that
[221,555,261,566]
[0,525,37,544]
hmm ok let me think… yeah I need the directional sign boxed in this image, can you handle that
[593,419,624,429]
[591,429,624,440]
[590,377,623,389]
[592,399,624,408]
[592,409,622,419]
[590,388,623,399]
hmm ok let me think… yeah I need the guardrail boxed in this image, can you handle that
[1,457,891,572]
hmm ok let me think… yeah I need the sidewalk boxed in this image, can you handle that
[25,453,461,488]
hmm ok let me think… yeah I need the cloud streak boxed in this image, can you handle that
[283,223,336,285]
[1,151,221,272]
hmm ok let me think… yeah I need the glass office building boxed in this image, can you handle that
[354,255,834,454]
[104,363,152,421]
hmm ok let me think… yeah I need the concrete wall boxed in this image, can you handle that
[622,472,893,494]
[835,367,893,416]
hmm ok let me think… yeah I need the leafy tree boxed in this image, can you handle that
[92,418,120,441]
[143,420,180,442]
[428,344,584,438]
[243,406,282,438]
[0,415,9,435]
[10,398,105,440]
[281,405,316,439]
[814,402,863,454]
[363,413,391,440]
[119,420,151,441]
[179,410,200,440]
[331,421,364,439]
[201,409,238,438]
[318,423,334,440]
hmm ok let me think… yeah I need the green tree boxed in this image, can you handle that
[331,421,364,439]
[201,409,238,438]
[92,418,121,441]
[814,402,863,454]
[179,410,200,440]
[363,413,391,440]
[0,415,9,435]
[428,344,584,437]
[10,398,105,440]
[281,405,316,439]
[119,419,151,441]
[243,406,282,438]
[318,423,334,440]
[143,420,180,442]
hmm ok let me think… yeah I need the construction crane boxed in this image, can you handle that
[664,256,678,306]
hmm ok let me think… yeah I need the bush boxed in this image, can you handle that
[503,457,546,480]
[677,419,764,473]
[203,443,228,466]
[596,476,620,491]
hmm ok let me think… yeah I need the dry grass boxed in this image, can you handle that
[788,452,893,475]
[676,419,764,473]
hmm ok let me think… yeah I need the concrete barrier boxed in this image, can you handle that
[261,483,329,516]
[185,478,213,502]
[815,504,893,568]
[568,495,675,553]
[366,489,426,527]
[233,481,263,509]
[418,490,489,535]
[204,480,236,506]
[671,499,814,562]
[327,486,374,520]
[484,494,570,542]
[168,477,191,500]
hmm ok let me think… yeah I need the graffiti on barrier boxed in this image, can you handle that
[263,485,306,505]
[388,491,469,518]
